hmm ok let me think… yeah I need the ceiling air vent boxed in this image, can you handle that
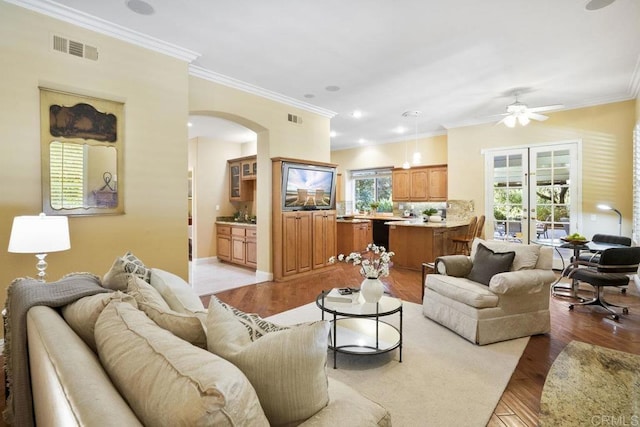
[287,113,303,125]
[52,34,99,61]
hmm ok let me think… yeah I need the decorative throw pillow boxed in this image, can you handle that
[128,276,207,348]
[206,297,330,426]
[467,243,516,286]
[95,301,269,427]
[215,297,289,341]
[61,291,137,352]
[149,268,205,314]
[103,252,151,291]
[471,238,540,271]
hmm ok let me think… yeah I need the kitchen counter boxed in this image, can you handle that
[354,214,407,221]
[336,218,371,224]
[384,220,468,228]
[215,220,257,227]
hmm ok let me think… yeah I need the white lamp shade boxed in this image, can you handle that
[8,214,70,254]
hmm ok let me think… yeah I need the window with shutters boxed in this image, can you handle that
[49,141,86,209]
[633,123,640,243]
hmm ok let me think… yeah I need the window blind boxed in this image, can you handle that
[49,141,85,209]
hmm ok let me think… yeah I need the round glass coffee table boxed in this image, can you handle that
[316,291,402,369]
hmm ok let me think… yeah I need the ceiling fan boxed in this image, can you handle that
[496,96,564,128]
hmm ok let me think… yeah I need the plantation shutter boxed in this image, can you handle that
[49,141,85,209]
[633,123,640,244]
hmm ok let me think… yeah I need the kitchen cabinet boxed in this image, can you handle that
[392,165,447,202]
[241,157,257,180]
[312,210,337,269]
[282,211,313,276]
[229,159,254,201]
[216,223,256,269]
[388,222,466,270]
[337,220,372,255]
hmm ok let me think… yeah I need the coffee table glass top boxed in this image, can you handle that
[316,292,402,316]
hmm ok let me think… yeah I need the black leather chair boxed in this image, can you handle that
[577,234,632,293]
[564,246,640,320]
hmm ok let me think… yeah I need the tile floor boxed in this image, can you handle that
[189,258,259,296]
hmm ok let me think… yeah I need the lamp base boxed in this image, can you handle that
[35,253,48,282]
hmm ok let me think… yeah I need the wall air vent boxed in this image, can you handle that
[287,113,303,125]
[52,34,99,61]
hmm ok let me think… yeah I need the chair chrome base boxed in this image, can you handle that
[568,286,629,321]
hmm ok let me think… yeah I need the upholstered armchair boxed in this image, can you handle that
[423,238,556,345]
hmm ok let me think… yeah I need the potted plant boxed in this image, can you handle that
[422,208,439,221]
[369,201,380,214]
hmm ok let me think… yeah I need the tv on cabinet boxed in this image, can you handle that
[281,162,337,211]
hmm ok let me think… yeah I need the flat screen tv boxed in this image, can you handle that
[281,162,337,211]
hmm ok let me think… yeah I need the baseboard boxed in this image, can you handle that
[256,269,273,283]
[192,256,217,265]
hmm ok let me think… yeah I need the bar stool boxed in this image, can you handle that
[451,216,478,255]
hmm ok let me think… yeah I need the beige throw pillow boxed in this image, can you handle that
[95,301,269,427]
[62,291,137,352]
[206,297,330,426]
[149,268,205,313]
[128,276,207,348]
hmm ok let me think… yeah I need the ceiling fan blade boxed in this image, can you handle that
[527,104,564,113]
[527,112,549,121]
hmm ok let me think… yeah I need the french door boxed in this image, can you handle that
[485,142,581,268]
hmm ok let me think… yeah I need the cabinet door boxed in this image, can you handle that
[392,170,411,201]
[312,211,336,269]
[428,167,448,201]
[229,162,241,199]
[217,235,231,261]
[282,212,312,275]
[246,228,257,268]
[354,223,369,252]
[231,236,246,264]
[410,169,429,201]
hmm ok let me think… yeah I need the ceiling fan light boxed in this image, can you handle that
[504,115,517,128]
[518,115,530,126]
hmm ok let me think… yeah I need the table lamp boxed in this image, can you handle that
[597,204,622,236]
[8,213,71,282]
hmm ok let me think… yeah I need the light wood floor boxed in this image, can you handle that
[208,264,640,427]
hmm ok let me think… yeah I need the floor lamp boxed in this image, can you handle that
[597,204,622,236]
[8,213,71,282]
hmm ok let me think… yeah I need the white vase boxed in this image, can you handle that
[360,278,384,303]
[429,215,442,222]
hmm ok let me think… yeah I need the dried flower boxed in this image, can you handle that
[329,243,395,279]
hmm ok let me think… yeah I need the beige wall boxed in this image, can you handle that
[0,4,190,314]
[189,77,331,276]
[448,100,636,238]
[331,134,447,200]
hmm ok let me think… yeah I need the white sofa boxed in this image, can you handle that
[6,255,392,426]
[423,238,556,345]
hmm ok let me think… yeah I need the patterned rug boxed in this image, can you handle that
[267,300,528,427]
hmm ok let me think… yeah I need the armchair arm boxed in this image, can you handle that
[434,255,473,277]
[489,269,556,295]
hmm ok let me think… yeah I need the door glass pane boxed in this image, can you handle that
[493,153,523,241]
[535,149,571,239]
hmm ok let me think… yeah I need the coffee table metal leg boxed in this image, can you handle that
[399,305,403,362]
[333,312,337,369]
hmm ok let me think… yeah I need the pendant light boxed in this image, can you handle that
[402,110,422,165]
[402,140,411,169]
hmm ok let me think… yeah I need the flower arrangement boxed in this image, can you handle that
[329,243,395,279]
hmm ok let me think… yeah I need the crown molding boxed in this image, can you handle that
[189,65,337,119]
[4,0,200,62]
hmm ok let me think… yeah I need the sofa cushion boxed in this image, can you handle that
[217,299,290,341]
[61,291,137,352]
[471,238,540,271]
[95,301,269,427]
[128,276,206,348]
[206,297,330,426]
[103,252,151,291]
[467,243,515,286]
[427,274,500,308]
[149,268,205,313]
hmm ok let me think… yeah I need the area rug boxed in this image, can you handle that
[267,301,528,427]
[539,340,640,427]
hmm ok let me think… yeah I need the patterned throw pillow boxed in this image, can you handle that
[216,297,289,341]
[103,252,151,291]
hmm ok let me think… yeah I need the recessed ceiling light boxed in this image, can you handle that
[585,0,615,10]
[330,131,337,138]
[358,138,365,144]
[126,0,155,15]
[396,126,406,134]
[325,86,340,92]
[304,93,315,98]
[187,122,193,127]
[352,110,362,119]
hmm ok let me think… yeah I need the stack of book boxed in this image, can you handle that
[325,288,358,303]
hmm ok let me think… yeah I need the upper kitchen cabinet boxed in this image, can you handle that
[241,156,257,180]
[229,156,256,201]
[392,165,447,202]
